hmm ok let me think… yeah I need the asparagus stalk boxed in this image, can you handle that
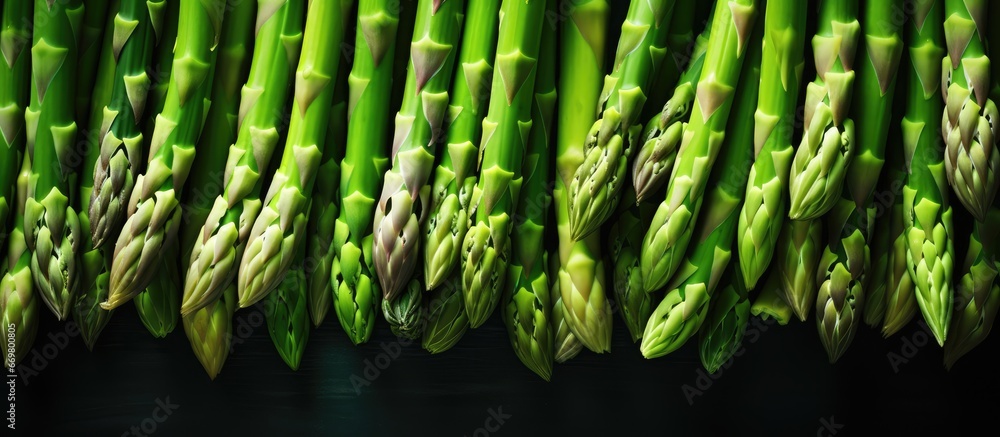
[865,207,891,326]
[105,0,227,310]
[421,276,469,353]
[460,0,548,328]
[24,0,86,320]
[373,0,466,301]
[239,0,352,308]
[179,0,257,257]
[639,0,760,292]
[941,0,998,221]
[751,271,793,325]
[554,0,612,353]
[882,165,917,337]
[134,245,179,337]
[642,0,696,123]
[0,0,32,253]
[641,28,761,359]
[182,0,305,316]
[698,261,750,373]
[632,23,710,203]
[944,208,1000,368]
[736,0,807,288]
[265,235,310,370]
[182,283,237,379]
[567,0,677,240]
[775,218,822,321]
[786,0,861,220]
[74,0,111,126]
[904,0,953,346]
[607,189,655,342]
[141,0,178,140]
[502,8,555,379]
[552,291,583,363]
[332,0,399,344]
[1,156,37,366]
[307,29,352,328]
[383,276,425,339]
[422,0,501,290]
[74,15,119,349]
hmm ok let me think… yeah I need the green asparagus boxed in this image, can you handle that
[787,0,860,221]
[736,0,807,288]
[421,276,469,353]
[751,271,792,325]
[944,208,1000,368]
[640,0,760,292]
[775,218,823,321]
[1,0,32,253]
[699,261,750,373]
[182,0,305,315]
[74,0,111,126]
[1,156,37,366]
[134,245,179,337]
[183,283,237,379]
[265,237,310,370]
[607,189,655,342]
[383,277,425,339]
[882,166,916,337]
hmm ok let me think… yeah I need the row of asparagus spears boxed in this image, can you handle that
[1,0,997,381]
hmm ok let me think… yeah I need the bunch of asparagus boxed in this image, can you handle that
[3,0,1000,380]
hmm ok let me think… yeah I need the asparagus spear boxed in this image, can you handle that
[105,0,227,310]
[641,27,761,359]
[74,0,111,126]
[332,0,399,345]
[373,0,465,301]
[904,0,953,346]
[786,0,861,221]
[239,0,352,308]
[421,276,469,353]
[865,207,891,326]
[265,235,310,370]
[698,261,750,373]
[567,0,677,240]
[882,166,917,337]
[182,0,305,316]
[1,156,37,367]
[639,0,760,292]
[751,271,793,325]
[941,0,998,221]
[461,0,548,328]
[642,0,696,123]
[775,218,822,321]
[632,23,710,204]
[134,245,179,337]
[74,14,119,349]
[24,0,86,320]
[183,283,237,379]
[736,0,807,288]
[944,208,1000,368]
[0,0,32,253]
[383,276,425,339]
[502,8,555,379]
[607,189,655,342]
[422,0,501,291]
[141,0,178,140]
[554,0,612,353]
[552,291,583,363]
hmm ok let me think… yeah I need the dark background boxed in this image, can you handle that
[13,303,1000,436]
[12,1,1000,436]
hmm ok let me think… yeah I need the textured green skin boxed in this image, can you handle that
[882,166,916,337]
[567,0,676,240]
[383,277,425,339]
[74,14,118,350]
[750,273,792,325]
[787,0,861,220]
[183,283,237,380]
[182,0,305,316]
[141,0,178,141]
[865,207,891,327]
[0,0,32,253]
[74,0,111,126]
[106,0,227,310]
[904,0,953,346]
[135,244,179,337]
[639,0,760,292]
[24,0,86,321]
[641,30,760,359]
[88,0,167,248]
[554,0,612,354]
[240,0,351,309]
[632,26,709,204]
[736,0,807,289]
[373,0,465,301]
[775,217,822,321]
[608,188,656,343]
[698,262,749,374]
[266,239,310,370]
[307,29,352,328]
[333,0,398,345]
[422,0,500,290]
[941,0,998,222]
[502,9,555,380]
[459,0,547,329]
[1,157,37,366]
[421,276,469,353]
[944,210,1000,368]
[179,0,257,257]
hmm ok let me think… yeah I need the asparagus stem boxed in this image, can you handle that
[0,0,32,256]
[775,218,823,321]
[265,235,310,370]
[944,207,1000,368]
[699,261,750,373]
[1,156,37,366]
[750,271,792,326]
